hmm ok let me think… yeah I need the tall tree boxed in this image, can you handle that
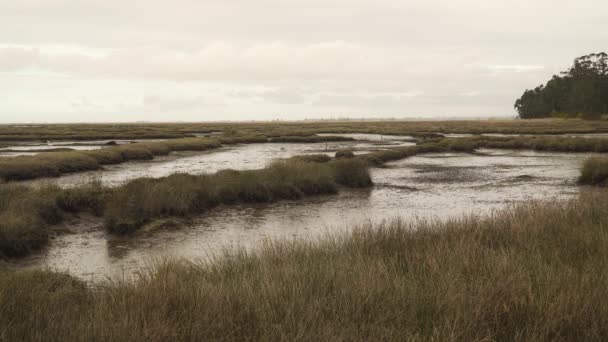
[515,52,608,119]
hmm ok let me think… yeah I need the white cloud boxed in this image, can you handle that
[0,42,466,82]
[461,91,481,97]
[0,0,607,122]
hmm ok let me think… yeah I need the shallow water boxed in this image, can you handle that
[21,140,414,188]
[0,139,168,157]
[317,133,416,141]
[13,148,591,281]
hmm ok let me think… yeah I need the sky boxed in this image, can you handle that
[1,0,607,123]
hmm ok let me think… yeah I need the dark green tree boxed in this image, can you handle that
[515,52,608,119]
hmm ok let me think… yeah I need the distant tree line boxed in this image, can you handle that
[515,52,608,119]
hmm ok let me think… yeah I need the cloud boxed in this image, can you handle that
[0,42,452,81]
[486,65,545,73]
[1,0,607,121]
[461,91,481,97]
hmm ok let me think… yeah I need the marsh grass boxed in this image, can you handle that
[291,154,332,163]
[3,190,608,340]
[2,133,606,256]
[580,157,608,185]
[335,150,355,158]
[4,126,608,182]
[5,119,608,142]
[474,136,608,152]
[268,135,355,143]
[0,157,371,256]
[357,139,480,166]
[0,138,221,181]
[0,182,106,257]
[104,159,371,234]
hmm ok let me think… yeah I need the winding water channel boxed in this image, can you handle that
[7,134,594,281]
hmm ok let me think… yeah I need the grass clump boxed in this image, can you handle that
[268,135,355,143]
[474,135,608,152]
[580,157,608,185]
[104,159,371,234]
[335,150,355,159]
[0,182,106,257]
[3,191,608,340]
[0,186,60,257]
[291,154,332,163]
[331,159,372,187]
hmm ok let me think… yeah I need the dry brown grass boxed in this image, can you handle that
[2,118,608,142]
[2,190,608,341]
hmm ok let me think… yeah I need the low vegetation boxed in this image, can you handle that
[291,154,332,163]
[2,190,608,340]
[580,157,608,185]
[4,119,608,143]
[2,132,608,257]
[472,135,608,152]
[0,159,371,255]
[0,138,221,181]
[268,135,355,143]
[335,150,355,158]
[104,159,371,234]
[358,138,479,166]
[0,135,357,182]
[0,182,105,257]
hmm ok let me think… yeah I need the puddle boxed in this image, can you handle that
[10,148,593,282]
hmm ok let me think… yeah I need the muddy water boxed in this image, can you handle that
[14,148,591,281]
[22,139,414,188]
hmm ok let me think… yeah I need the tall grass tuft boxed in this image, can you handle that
[0,182,107,257]
[580,157,608,185]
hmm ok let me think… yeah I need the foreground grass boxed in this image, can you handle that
[2,190,608,340]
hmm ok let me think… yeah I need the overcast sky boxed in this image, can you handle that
[1,0,606,123]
